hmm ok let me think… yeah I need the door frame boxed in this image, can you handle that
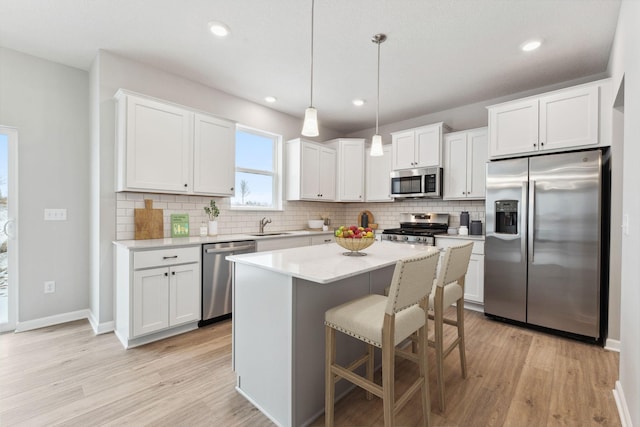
[0,125,18,332]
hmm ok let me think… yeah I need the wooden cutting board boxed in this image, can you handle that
[135,199,164,240]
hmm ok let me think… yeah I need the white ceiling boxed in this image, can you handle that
[0,0,621,133]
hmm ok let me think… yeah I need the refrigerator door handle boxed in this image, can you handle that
[522,181,528,258]
[528,180,536,263]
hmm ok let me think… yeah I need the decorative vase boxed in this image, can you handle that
[208,220,218,236]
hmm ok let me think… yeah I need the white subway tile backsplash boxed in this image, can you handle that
[114,192,485,240]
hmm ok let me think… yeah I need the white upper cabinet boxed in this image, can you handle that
[488,79,610,159]
[327,138,365,202]
[366,144,393,202]
[286,138,336,201]
[115,90,235,196]
[391,122,449,170]
[193,113,235,196]
[443,127,488,200]
[118,93,192,193]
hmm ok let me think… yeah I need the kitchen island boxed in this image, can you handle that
[227,241,437,427]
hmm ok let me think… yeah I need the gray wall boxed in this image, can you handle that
[0,47,90,322]
[608,1,640,424]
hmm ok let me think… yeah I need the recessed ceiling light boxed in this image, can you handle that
[208,21,230,37]
[352,99,365,107]
[265,96,277,103]
[521,39,542,52]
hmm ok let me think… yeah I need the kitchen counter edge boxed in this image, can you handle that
[113,229,335,250]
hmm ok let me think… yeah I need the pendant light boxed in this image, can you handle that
[370,33,386,156]
[301,0,319,137]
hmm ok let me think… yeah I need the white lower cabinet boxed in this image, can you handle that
[436,238,485,309]
[115,245,201,348]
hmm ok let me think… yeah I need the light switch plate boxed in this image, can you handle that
[44,208,67,221]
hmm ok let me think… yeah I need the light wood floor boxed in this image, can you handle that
[0,310,620,426]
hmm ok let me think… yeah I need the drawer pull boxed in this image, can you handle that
[163,255,178,260]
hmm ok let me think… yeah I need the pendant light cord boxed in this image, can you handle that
[376,37,380,134]
[309,0,315,108]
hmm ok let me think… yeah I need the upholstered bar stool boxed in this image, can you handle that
[428,241,474,412]
[324,250,440,427]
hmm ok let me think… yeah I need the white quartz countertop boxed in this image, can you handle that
[227,240,438,284]
[113,229,333,250]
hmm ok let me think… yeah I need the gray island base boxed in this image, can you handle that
[228,242,438,427]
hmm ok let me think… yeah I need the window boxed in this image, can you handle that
[231,126,282,210]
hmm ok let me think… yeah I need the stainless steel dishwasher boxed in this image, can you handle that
[200,240,256,326]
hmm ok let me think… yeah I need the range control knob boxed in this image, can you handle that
[402,236,409,242]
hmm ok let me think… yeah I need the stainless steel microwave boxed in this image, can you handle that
[390,167,442,198]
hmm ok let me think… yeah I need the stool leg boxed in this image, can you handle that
[457,298,467,379]
[325,326,336,427]
[382,315,395,426]
[434,300,445,412]
[366,343,374,400]
[418,325,431,427]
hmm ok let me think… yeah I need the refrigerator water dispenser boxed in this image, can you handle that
[495,200,518,234]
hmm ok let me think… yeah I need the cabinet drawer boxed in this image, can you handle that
[310,234,334,245]
[134,246,200,269]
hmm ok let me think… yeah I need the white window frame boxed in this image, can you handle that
[231,125,283,211]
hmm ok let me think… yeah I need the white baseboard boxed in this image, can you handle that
[87,310,115,335]
[613,380,632,427]
[605,338,621,352]
[15,309,90,333]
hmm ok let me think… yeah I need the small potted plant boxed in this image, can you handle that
[204,200,220,235]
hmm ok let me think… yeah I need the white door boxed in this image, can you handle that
[0,126,17,333]
[318,147,336,200]
[466,128,488,199]
[392,131,416,170]
[444,133,468,199]
[337,140,363,201]
[193,113,235,195]
[415,125,441,167]
[133,267,170,336]
[488,99,539,157]
[169,263,200,326]
[300,142,320,199]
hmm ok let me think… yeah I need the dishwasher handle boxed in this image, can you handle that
[205,244,255,254]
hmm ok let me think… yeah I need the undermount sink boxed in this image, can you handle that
[248,232,291,236]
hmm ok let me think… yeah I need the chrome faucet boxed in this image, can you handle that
[259,217,272,234]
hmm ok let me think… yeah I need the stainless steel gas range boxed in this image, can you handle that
[381,213,449,246]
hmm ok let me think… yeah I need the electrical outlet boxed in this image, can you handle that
[44,209,67,221]
[44,281,56,293]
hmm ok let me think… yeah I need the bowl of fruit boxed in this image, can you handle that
[334,225,375,256]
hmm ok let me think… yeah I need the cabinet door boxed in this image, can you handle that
[169,263,201,327]
[415,125,441,167]
[366,145,393,202]
[392,131,416,170]
[463,254,484,304]
[488,99,539,158]
[193,113,235,196]
[443,133,468,199]
[310,234,334,245]
[133,267,170,336]
[539,85,599,151]
[125,96,191,193]
[337,140,364,201]
[466,128,488,199]
[300,143,321,199]
[318,147,336,200]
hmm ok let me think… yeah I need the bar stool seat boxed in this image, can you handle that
[324,250,440,427]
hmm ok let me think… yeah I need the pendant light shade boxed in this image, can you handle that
[302,0,319,137]
[302,107,319,137]
[370,33,387,157]
[370,134,383,156]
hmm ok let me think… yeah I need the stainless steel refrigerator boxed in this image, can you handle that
[484,149,609,342]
